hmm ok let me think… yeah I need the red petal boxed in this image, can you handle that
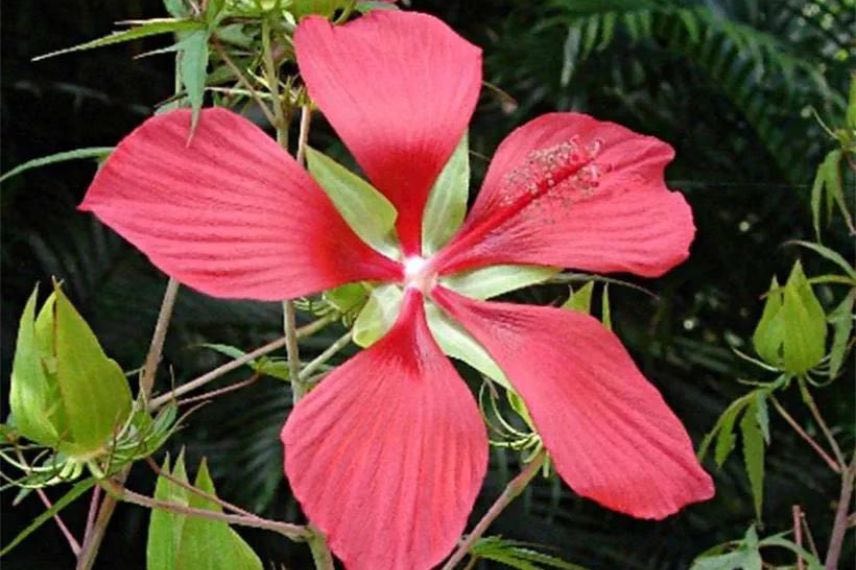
[282,291,487,569]
[296,12,482,255]
[81,108,400,300]
[434,113,695,277]
[433,287,714,519]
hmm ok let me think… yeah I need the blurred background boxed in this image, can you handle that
[2,0,853,568]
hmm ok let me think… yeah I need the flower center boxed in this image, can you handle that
[403,255,436,293]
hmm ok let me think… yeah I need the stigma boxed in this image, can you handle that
[403,256,435,293]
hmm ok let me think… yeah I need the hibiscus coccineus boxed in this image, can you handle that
[81,10,714,570]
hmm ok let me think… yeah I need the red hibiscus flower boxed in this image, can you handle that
[81,10,714,570]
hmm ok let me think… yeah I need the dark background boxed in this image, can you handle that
[2,0,853,568]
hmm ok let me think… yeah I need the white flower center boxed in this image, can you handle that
[403,256,435,293]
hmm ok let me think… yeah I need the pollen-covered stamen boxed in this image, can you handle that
[403,255,437,293]
[497,136,606,210]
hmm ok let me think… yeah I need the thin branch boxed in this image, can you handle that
[770,395,840,473]
[82,486,100,551]
[102,480,310,541]
[35,488,81,556]
[76,471,127,570]
[295,104,312,167]
[299,331,351,381]
[143,457,257,519]
[175,373,260,407]
[147,313,335,411]
[824,453,855,570]
[441,453,546,570]
[140,278,180,400]
[212,37,277,127]
[307,525,335,570]
[798,379,846,468]
[793,505,805,570]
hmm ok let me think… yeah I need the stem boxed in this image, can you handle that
[441,453,546,570]
[77,277,180,569]
[140,278,180,401]
[824,453,855,570]
[798,378,846,468]
[212,37,277,127]
[298,331,351,381]
[307,525,335,570]
[174,373,260,407]
[103,481,310,541]
[35,488,81,556]
[770,395,841,473]
[793,505,805,570]
[147,314,334,410]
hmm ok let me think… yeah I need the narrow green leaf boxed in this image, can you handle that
[789,240,856,281]
[0,477,96,557]
[306,148,399,257]
[174,460,263,570]
[753,391,770,444]
[425,301,511,390]
[33,19,204,61]
[810,158,824,241]
[147,454,190,570]
[0,147,113,184]
[601,283,612,330]
[698,393,752,463]
[562,282,595,314]
[51,285,133,456]
[422,133,469,255]
[352,284,403,347]
[740,402,765,521]
[827,291,855,378]
[199,344,289,381]
[757,536,824,570]
[178,30,210,129]
[441,265,558,300]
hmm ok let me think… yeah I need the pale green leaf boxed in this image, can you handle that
[562,282,595,314]
[178,30,210,129]
[422,133,469,255]
[601,283,612,330]
[352,284,403,347]
[789,240,856,281]
[698,393,752,463]
[740,402,765,521]
[174,459,263,570]
[323,283,369,316]
[827,291,854,378]
[33,19,204,61]
[441,265,558,300]
[0,147,113,184]
[148,454,190,570]
[753,391,770,444]
[306,148,399,257]
[425,301,511,390]
[752,277,784,366]
[757,536,824,570]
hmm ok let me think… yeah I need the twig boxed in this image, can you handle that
[102,480,310,541]
[307,525,335,570]
[824,453,855,570]
[212,36,277,127]
[441,453,546,570]
[82,486,100,551]
[793,505,805,570]
[147,313,335,410]
[798,379,846,469]
[175,373,260,407]
[770,396,841,473]
[35,488,81,556]
[298,331,351,381]
[77,277,180,569]
[140,278,180,400]
[143,457,257,519]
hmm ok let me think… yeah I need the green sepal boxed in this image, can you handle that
[10,283,133,458]
[441,265,558,300]
[562,281,595,314]
[306,147,399,258]
[422,133,470,255]
[352,284,403,347]
[752,262,827,374]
